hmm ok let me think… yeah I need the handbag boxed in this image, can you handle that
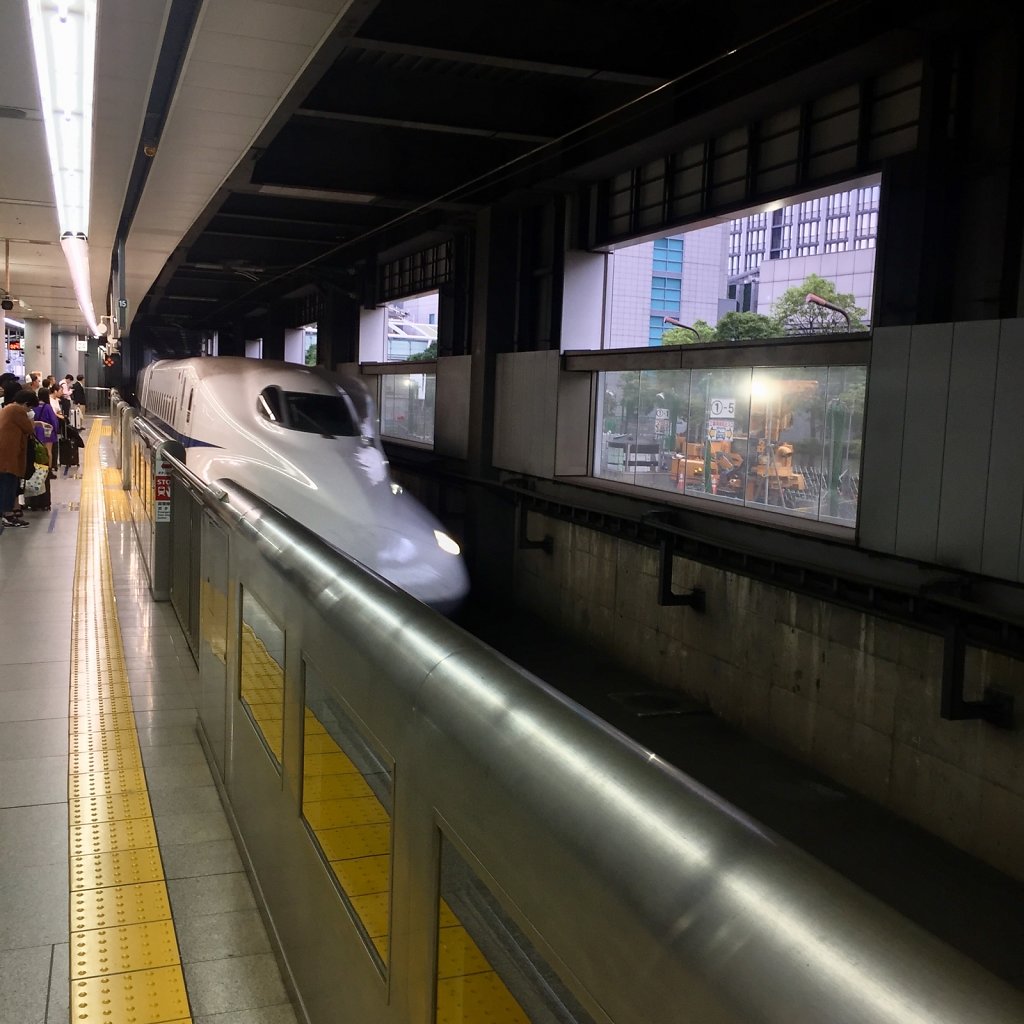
[25,464,48,497]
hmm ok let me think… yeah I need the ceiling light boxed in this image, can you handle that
[27,0,101,336]
[4,317,26,329]
[61,234,105,336]
[27,0,97,237]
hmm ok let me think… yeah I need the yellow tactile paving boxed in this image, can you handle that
[436,971,530,1024]
[320,823,392,861]
[69,422,192,1022]
[69,766,150,800]
[72,882,173,931]
[69,745,145,776]
[70,847,166,892]
[303,795,390,830]
[103,465,132,521]
[434,899,531,1022]
[69,791,154,827]
[329,854,390,897]
[437,925,492,979]
[71,966,190,1024]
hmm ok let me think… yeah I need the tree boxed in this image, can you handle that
[714,311,780,341]
[661,313,779,345]
[408,341,437,361]
[662,320,715,345]
[771,274,867,335]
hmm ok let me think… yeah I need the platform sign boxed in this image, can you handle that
[707,396,735,441]
[154,458,171,522]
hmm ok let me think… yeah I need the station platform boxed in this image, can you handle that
[3,416,1022,1024]
[0,420,296,1024]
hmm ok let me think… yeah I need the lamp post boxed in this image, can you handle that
[805,293,850,329]
[662,316,702,343]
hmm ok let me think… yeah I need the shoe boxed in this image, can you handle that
[2,516,29,528]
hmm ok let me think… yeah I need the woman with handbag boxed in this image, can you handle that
[33,387,61,481]
[0,389,39,531]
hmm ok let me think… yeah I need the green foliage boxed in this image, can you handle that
[713,311,780,341]
[661,321,715,345]
[771,274,867,335]
[661,314,779,345]
[408,341,438,362]
[304,342,317,366]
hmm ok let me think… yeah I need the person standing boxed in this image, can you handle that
[34,387,61,482]
[0,389,38,531]
[71,374,87,425]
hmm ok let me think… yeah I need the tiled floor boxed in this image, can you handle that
[0,422,298,1024]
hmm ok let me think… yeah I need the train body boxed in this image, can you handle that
[137,356,469,611]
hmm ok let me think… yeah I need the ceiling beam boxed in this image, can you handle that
[336,36,666,86]
[294,108,551,144]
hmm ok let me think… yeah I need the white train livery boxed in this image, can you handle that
[138,356,469,612]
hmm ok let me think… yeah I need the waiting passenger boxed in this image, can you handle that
[0,390,39,531]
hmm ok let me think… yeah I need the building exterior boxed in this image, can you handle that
[608,181,880,348]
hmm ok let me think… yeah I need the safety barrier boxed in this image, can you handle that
[121,413,1024,1024]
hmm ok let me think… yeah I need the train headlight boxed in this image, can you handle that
[433,530,461,556]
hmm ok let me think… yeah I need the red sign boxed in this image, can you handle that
[155,476,171,501]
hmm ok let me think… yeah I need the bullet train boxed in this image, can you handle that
[138,356,469,612]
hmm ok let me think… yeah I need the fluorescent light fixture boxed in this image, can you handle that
[27,1,102,334]
[4,317,26,329]
[27,0,97,236]
[61,234,105,336]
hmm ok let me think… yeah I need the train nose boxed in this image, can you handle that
[359,523,470,611]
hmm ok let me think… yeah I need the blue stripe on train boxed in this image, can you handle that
[144,413,222,450]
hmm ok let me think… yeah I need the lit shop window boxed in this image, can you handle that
[380,373,436,447]
[594,365,866,527]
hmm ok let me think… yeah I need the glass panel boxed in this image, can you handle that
[436,836,596,1024]
[746,367,827,518]
[239,588,285,767]
[632,369,691,497]
[302,661,393,969]
[380,372,436,446]
[594,370,640,485]
[819,365,866,524]
[683,367,752,504]
[199,515,229,777]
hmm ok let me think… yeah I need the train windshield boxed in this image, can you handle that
[258,386,360,437]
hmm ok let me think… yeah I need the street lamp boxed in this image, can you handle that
[805,292,850,328]
[663,316,701,342]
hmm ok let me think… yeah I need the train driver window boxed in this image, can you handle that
[257,386,283,423]
[280,392,359,437]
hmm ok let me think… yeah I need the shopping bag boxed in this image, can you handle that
[25,465,48,497]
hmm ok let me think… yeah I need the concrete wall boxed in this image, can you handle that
[513,515,1024,881]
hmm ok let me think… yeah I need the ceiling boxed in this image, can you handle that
[1,0,941,343]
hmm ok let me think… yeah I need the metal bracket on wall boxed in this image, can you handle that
[658,538,705,611]
[518,503,553,554]
[941,621,1015,728]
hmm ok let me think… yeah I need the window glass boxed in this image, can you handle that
[282,392,359,437]
[380,373,436,446]
[436,836,596,1024]
[239,589,285,767]
[593,365,865,529]
[302,661,393,970]
[257,387,282,422]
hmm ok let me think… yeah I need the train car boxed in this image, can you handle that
[137,356,469,612]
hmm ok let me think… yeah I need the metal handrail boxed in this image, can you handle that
[158,461,1024,1023]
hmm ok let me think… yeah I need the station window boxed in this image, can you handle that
[238,589,286,768]
[379,372,436,447]
[302,660,394,972]
[601,175,880,350]
[435,836,597,1024]
[595,364,866,527]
